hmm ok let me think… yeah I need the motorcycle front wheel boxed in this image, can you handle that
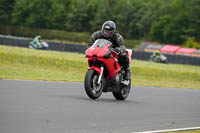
[84,69,103,99]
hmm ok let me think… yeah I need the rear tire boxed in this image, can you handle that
[84,69,103,99]
[113,79,131,100]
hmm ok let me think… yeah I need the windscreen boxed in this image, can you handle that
[92,39,112,48]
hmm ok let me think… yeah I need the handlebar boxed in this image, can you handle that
[109,48,120,55]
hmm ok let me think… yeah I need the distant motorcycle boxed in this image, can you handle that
[84,39,132,100]
[150,52,168,63]
[29,40,49,50]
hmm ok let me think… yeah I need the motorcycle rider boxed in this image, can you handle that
[33,35,42,48]
[88,21,130,80]
[153,51,160,57]
[150,50,167,63]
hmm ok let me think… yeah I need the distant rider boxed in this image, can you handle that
[88,21,130,80]
[153,51,160,57]
[33,35,42,48]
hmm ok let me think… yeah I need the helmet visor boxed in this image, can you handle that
[103,30,112,37]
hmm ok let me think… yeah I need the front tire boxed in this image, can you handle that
[84,69,103,99]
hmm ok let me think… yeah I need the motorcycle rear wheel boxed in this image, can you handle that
[84,69,103,99]
[113,79,131,100]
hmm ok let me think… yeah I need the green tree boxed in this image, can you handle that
[11,0,31,25]
[148,15,171,43]
[46,0,69,29]
[148,0,192,44]
[187,0,200,42]
[5,0,200,45]
[65,0,90,32]
[90,0,117,32]
[114,0,142,39]
[0,0,15,24]
[12,0,69,29]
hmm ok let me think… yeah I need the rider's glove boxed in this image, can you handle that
[114,47,122,53]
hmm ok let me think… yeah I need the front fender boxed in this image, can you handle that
[89,66,101,75]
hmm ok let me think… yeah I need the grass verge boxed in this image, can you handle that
[0,45,200,89]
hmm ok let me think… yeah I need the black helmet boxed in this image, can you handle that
[102,21,116,38]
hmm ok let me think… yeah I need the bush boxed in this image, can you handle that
[183,37,200,49]
[124,39,142,49]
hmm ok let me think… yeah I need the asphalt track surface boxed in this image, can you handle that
[0,80,200,133]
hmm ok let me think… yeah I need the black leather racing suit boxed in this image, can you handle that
[88,30,130,79]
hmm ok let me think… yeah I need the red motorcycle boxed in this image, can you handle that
[84,39,132,100]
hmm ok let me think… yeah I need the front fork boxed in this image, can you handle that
[97,66,104,84]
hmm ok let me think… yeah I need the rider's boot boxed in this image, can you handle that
[124,68,131,80]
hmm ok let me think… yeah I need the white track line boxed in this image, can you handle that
[131,126,200,133]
